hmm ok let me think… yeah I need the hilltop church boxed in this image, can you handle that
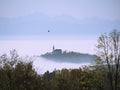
[52,46,62,55]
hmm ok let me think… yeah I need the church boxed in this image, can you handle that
[52,46,62,55]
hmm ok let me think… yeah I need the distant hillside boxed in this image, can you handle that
[41,46,97,63]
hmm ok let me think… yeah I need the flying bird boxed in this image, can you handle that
[48,30,50,32]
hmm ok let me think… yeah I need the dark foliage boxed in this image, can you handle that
[1,50,120,90]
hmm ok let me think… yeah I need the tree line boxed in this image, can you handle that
[0,51,111,90]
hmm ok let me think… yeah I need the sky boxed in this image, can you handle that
[0,0,120,19]
[0,0,120,40]
[0,0,120,73]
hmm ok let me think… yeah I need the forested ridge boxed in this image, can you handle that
[41,50,97,63]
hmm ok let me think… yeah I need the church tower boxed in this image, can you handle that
[53,45,55,51]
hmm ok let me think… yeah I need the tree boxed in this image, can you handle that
[0,50,40,90]
[97,30,120,90]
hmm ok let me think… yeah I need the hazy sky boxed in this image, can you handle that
[1,0,120,72]
[0,0,120,40]
[1,0,120,19]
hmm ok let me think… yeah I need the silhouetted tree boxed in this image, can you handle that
[97,30,120,90]
[0,50,40,90]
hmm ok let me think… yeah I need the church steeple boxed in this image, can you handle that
[53,45,55,51]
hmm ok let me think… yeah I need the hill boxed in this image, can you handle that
[41,46,97,63]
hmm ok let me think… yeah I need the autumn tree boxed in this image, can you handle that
[97,30,120,90]
[0,50,41,90]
